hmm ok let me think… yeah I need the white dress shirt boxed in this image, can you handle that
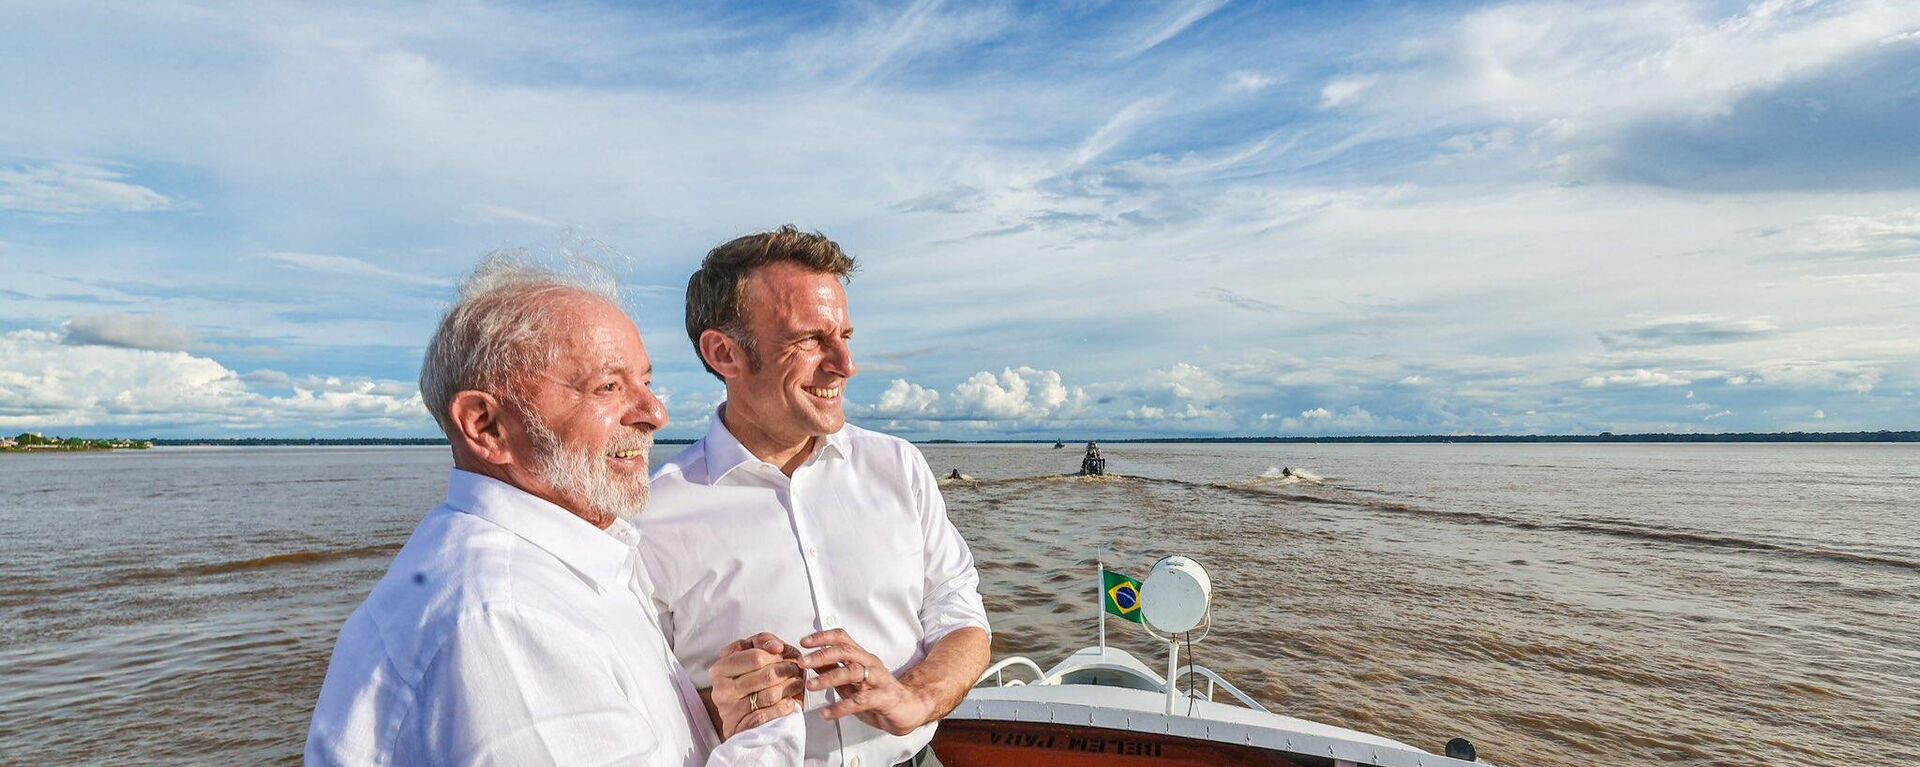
[639,412,991,767]
[306,469,803,767]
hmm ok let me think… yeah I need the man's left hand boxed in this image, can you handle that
[797,628,932,736]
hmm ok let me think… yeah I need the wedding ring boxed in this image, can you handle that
[861,665,870,685]
[748,691,761,712]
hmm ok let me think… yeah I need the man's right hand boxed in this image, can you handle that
[706,632,805,739]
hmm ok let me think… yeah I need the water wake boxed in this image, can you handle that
[117,544,401,584]
[1122,473,1920,574]
[1256,466,1323,484]
[182,544,400,576]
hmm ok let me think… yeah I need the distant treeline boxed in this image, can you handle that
[146,437,698,446]
[941,430,1920,444]
[146,438,449,446]
[122,431,1919,446]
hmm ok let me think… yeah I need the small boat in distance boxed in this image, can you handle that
[1054,439,1067,449]
[935,557,1492,766]
[1078,442,1106,476]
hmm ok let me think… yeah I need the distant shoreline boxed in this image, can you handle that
[941,430,1919,444]
[115,430,1920,447]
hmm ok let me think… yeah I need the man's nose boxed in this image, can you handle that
[823,337,857,379]
[625,386,668,431]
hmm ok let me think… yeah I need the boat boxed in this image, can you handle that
[1078,442,1106,476]
[1054,439,1067,449]
[931,557,1491,766]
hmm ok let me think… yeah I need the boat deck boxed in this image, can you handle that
[937,646,1486,767]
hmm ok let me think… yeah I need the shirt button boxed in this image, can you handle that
[823,615,839,628]
[849,758,861,767]
[807,546,819,559]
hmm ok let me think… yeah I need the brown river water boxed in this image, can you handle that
[1,443,1915,765]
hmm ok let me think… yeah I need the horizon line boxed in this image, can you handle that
[41,429,1914,446]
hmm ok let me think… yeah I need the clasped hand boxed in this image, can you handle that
[708,628,932,740]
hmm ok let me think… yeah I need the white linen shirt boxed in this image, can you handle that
[639,414,991,767]
[306,469,803,767]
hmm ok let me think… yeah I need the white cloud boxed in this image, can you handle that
[1139,362,1225,405]
[61,313,196,351]
[1433,128,1517,162]
[1115,0,1228,61]
[463,203,558,227]
[1582,369,1694,388]
[1319,76,1375,108]
[1703,409,1734,421]
[1597,314,1781,350]
[828,0,1015,87]
[1325,0,1920,131]
[949,366,1078,420]
[1733,360,1882,393]
[656,385,723,434]
[1075,96,1167,164]
[870,378,940,417]
[1813,408,1826,418]
[0,162,177,215]
[0,330,424,431]
[1772,207,1920,258]
[0,2,1914,437]
[263,251,448,288]
[848,363,1237,432]
[1278,405,1380,433]
[1226,70,1279,94]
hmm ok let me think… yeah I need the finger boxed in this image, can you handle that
[806,660,868,692]
[818,688,881,720]
[798,629,852,649]
[717,632,788,661]
[733,697,801,734]
[766,676,804,703]
[732,660,803,692]
[716,637,754,660]
[796,644,880,672]
[711,648,782,680]
[746,631,789,656]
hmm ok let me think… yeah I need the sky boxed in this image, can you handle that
[1,0,1917,439]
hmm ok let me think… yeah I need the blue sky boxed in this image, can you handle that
[2,0,1917,439]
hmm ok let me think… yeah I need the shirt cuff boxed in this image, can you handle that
[920,589,992,648]
[706,710,805,767]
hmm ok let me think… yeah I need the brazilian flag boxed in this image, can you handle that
[1102,568,1144,624]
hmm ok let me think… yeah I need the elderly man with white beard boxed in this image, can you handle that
[306,254,806,767]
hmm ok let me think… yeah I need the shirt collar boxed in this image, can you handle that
[443,468,635,590]
[701,403,849,485]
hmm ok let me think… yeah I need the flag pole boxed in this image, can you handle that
[1097,558,1107,652]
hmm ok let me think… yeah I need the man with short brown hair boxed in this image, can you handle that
[640,226,992,767]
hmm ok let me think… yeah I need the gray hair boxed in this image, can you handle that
[420,249,621,437]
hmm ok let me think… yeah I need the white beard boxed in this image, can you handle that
[522,412,652,521]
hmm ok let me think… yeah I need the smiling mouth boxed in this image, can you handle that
[607,449,646,459]
[802,385,841,400]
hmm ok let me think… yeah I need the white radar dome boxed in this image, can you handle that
[1141,555,1212,633]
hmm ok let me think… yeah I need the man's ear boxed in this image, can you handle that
[448,390,516,466]
[699,329,747,380]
